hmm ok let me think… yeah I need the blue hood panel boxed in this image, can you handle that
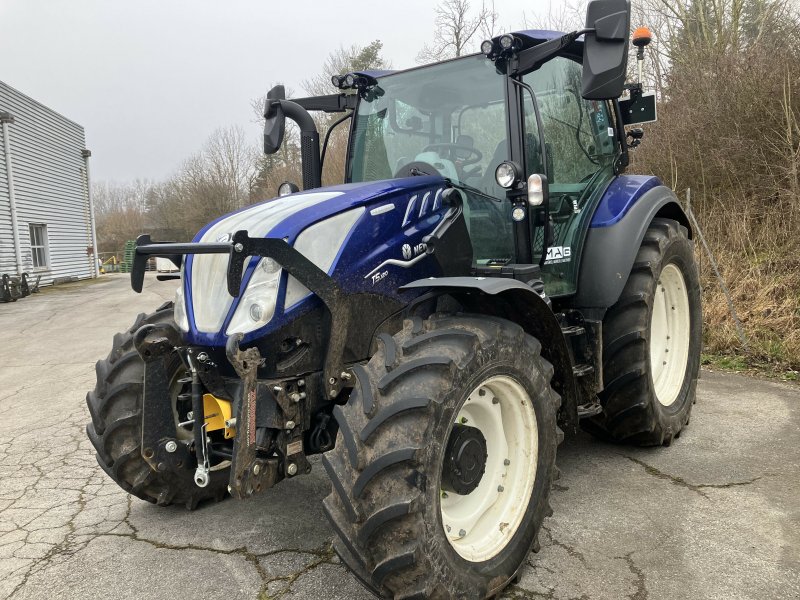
[183,177,450,346]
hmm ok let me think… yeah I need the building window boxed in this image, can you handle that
[29,224,49,269]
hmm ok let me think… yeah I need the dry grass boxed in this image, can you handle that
[688,198,800,372]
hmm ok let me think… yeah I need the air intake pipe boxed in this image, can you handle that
[263,85,322,190]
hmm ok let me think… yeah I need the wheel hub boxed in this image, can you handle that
[441,424,488,495]
[440,376,539,563]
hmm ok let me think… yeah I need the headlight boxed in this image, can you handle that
[188,190,345,334]
[278,181,299,197]
[225,258,282,336]
[285,207,365,308]
[174,281,189,331]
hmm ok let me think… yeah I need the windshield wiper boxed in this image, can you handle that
[446,179,504,203]
[408,167,504,204]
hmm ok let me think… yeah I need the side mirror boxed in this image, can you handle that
[581,0,631,100]
[263,85,286,154]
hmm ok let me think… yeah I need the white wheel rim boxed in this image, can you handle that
[440,375,538,562]
[650,263,691,406]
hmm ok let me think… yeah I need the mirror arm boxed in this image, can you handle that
[512,29,593,76]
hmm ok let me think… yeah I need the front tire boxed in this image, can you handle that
[323,314,561,599]
[585,218,702,446]
[86,303,229,509]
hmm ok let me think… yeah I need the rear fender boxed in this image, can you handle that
[401,277,579,432]
[573,185,692,310]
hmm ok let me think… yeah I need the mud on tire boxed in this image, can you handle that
[323,313,561,599]
[85,302,229,509]
[584,218,702,446]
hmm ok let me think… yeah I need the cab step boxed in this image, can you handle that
[577,401,603,419]
[572,363,594,377]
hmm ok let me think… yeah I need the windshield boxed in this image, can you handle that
[348,55,516,260]
[348,55,509,197]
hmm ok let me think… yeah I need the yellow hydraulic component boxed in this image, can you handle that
[202,393,236,439]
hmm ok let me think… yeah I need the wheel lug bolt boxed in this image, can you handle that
[459,529,466,537]
[498,485,504,492]
[504,459,511,466]
[460,417,468,424]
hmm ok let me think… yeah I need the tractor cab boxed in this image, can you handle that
[344,37,622,296]
[273,10,633,299]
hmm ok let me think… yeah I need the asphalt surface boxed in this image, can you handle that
[0,274,798,600]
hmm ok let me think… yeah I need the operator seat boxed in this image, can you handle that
[480,141,508,196]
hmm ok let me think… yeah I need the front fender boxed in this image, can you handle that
[401,277,579,432]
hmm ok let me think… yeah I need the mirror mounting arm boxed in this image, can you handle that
[511,29,592,77]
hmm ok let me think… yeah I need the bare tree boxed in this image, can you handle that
[93,180,151,253]
[523,0,586,32]
[417,0,498,63]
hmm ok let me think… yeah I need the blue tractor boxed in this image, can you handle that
[86,1,701,597]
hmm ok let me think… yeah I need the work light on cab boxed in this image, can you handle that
[495,161,520,189]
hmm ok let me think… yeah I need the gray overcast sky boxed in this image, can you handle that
[0,0,561,183]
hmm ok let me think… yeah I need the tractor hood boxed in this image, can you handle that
[181,176,452,346]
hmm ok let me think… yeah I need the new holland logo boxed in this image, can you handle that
[402,244,413,260]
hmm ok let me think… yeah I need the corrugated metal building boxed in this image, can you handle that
[0,80,97,286]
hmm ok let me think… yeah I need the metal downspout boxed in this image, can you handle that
[1,113,22,275]
[82,149,99,277]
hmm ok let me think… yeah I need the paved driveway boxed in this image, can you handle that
[0,274,798,600]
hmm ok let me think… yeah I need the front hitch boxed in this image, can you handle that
[133,323,193,474]
[225,333,278,499]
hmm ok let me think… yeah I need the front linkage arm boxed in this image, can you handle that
[132,230,353,399]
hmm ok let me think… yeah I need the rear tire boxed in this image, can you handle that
[86,302,229,509]
[323,314,561,599]
[584,218,702,446]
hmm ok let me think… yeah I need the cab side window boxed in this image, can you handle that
[523,57,616,185]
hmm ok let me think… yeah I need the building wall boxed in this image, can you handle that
[0,113,13,276]
[0,80,94,286]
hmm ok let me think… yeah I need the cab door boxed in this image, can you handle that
[521,55,620,297]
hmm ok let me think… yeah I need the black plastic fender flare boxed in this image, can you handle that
[572,185,692,311]
[401,277,580,432]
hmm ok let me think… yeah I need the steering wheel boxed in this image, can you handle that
[422,143,483,166]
